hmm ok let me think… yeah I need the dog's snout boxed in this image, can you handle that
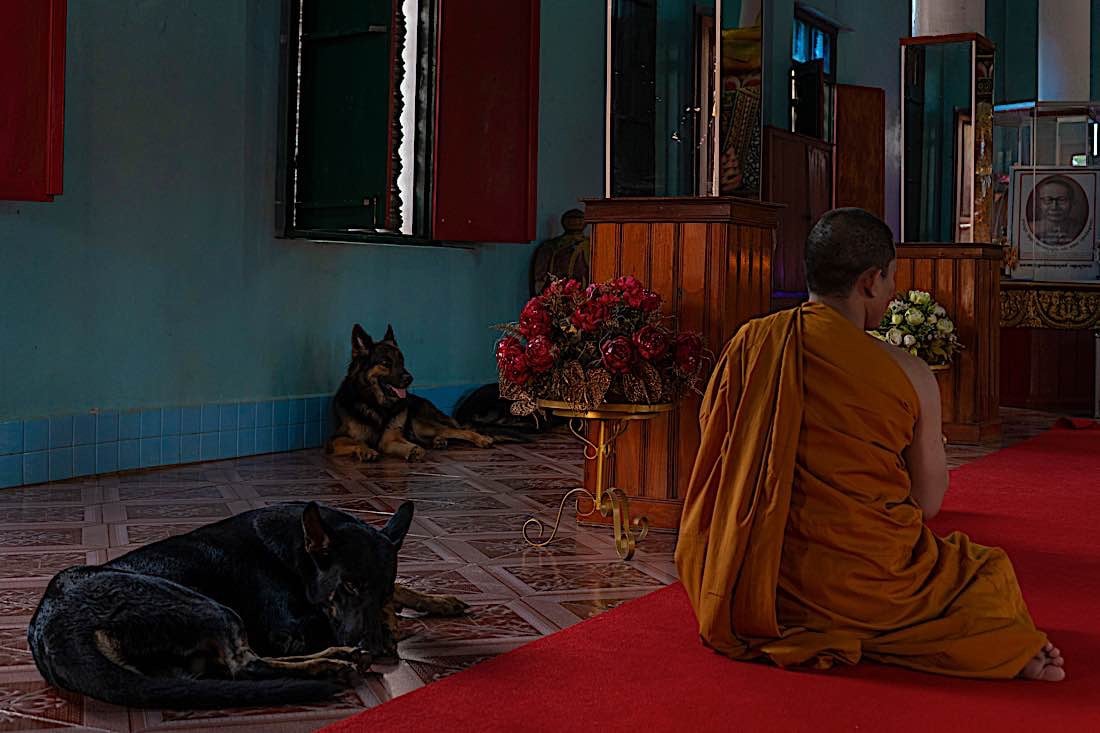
[400,373,413,388]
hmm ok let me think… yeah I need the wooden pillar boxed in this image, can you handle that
[582,196,781,530]
[894,244,1003,444]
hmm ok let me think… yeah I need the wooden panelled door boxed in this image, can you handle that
[834,84,886,218]
[763,127,832,302]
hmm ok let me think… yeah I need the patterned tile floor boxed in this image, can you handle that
[0,407,1059,731]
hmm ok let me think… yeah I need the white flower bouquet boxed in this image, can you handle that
[872,290,961,366]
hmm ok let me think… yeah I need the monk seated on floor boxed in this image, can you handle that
[675,207,1065,682]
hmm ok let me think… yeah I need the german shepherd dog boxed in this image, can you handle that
[452,383,565,442]
[327,324,494,462]
[28,501,467,709]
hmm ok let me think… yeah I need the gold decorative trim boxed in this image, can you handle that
[1001,284,1100,329]
[536,400,674,420]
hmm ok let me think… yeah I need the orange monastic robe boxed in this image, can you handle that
[675,303,1046,678]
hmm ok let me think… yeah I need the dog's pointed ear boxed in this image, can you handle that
[302,502,333,556]
[352,324,373,358]
[382,323,397,345]
[382,501,414,550]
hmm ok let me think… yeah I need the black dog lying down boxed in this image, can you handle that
[451,383,565,442]
[28,501,466,709]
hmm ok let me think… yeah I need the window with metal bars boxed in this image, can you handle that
[276,0,435,242]
[276,0,540,245]
[790,8,837,141]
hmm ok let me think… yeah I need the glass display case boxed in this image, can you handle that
[900,34,996,244]
[992,102,1100,281]
[604,0,765,199]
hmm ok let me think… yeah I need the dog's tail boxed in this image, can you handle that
[39,635,341,710]
[92,674,342,710]
[465,425,535,443]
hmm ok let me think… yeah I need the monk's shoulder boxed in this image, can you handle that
[719,308,799,359]
[872,340,937,399]
[743,308,798,338]
[730,312,777,347]
[726,313,769,346]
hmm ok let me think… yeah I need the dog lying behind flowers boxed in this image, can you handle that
[451,383,564,441]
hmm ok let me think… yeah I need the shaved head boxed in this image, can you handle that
[805,208,896,298]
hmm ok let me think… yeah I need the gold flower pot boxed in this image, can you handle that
[520,400,674,560]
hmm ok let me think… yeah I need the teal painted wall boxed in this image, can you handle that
[762,0,909,236]
[536,0,607,238]
[0,0,605,421]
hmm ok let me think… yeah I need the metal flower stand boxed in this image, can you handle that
[521,400,674,560]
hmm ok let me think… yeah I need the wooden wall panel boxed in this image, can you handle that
[895,258,914,289]
[985,257,1001,433]
[1001,328,1096,412]
[834,84,886,218]
[642,223,677,499]
[732,224,767,331]
[1000,281,1100,414]
[672,223,710,503]
[956,258,977,428]
[612,223,651,496]
[895,244,1002,443]
[582,197,781,529]
[913,259,934,291]
[934,259,958,424]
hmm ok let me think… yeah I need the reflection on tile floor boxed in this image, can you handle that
[0,407,1059,731]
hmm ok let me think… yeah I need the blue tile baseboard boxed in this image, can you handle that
[0,384,478,489]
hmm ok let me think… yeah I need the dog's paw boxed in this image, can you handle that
[346,647,374,675]
[432,436,449,449]
[405,446,426,462]
[323,646,380,673]
[473,434,494,448]
[353,445,380,462]
[428,594,470,616]
[394,624,417,642]
[311,658,360,680]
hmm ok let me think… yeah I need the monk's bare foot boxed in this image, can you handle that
[1019,642,1066,682]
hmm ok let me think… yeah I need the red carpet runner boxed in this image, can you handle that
[325,422,1100,731]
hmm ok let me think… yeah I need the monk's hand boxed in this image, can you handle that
[942,434,948,446]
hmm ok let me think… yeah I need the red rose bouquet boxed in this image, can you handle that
[494,276,708,415]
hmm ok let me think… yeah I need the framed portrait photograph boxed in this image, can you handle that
[1009,166,1099,262]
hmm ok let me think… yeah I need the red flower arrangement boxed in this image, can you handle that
[495,276,708,415]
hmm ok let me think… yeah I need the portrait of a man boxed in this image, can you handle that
[1025,175,1089,248]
